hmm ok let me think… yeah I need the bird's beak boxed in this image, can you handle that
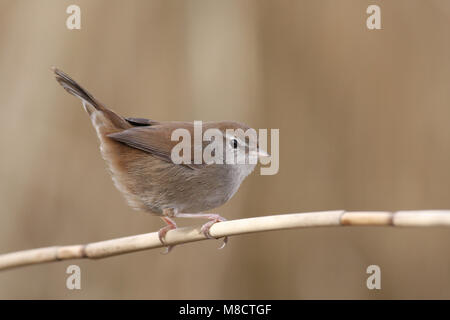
[250,148,270,158]
[258,148,270,157]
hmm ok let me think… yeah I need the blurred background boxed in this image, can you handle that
[1,0,450,299]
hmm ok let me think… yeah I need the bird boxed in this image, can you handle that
[52,67,266,253]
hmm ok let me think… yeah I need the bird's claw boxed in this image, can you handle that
[161,245,174,255]
[200,217,228,249]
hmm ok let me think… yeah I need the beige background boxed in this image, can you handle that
[1,0,450,299]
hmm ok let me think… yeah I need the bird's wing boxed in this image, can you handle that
[107,124,202,169]
[125,117,160,127]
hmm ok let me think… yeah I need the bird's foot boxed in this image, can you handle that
[199,214,228,250]
[158,216,177,254]
[166,212,229,250]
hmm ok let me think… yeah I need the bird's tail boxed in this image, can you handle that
[52,67,130,130]
[52,66,103,114]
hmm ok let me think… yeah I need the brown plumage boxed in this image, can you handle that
[52,67,260,251]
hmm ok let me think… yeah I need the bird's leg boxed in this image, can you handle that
[158,209,177,254]
[174,213,228,249]
[158,216,177,243]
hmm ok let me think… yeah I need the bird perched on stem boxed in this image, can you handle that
[52,67,266,253]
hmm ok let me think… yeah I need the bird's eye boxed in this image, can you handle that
[231,139,238,149]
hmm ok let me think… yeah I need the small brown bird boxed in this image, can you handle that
[52,67,264,252]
